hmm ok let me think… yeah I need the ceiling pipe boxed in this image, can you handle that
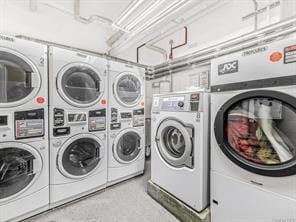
[169,26,188,59]
[150,16,296,77]
[145,44,168,61]
[74,0,113,26]
[137,43,146,63]
[153,16,296,71]
[252,0,259,31]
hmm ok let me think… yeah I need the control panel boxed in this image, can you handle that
[161,96,185,111]
[89,109,106,132]
[15,109,44,139]
[153,92,204,112]
[133,108,145,127]
[120,112,132,121]
[53,108,64,126]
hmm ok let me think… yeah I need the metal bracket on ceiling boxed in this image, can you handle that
[242,1,281,21]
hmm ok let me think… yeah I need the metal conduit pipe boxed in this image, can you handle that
[152,16,296,71]
[252,0,259,31]
[74,0,113,25]
[145,44,168,61]
[150,25,296,77]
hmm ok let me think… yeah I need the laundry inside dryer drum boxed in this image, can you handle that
[0,148,35,199]
[0,51,34,103]
[116,132,141,162]
[224,97,296,166]
[62,138,101,176]
[61,66,101,104]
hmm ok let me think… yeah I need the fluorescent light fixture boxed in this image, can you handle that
[115,0,145,25]
[131,0,189,36]
[126,0,166,30]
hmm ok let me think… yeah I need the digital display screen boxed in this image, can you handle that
[0,116,8,126]
[161,101,179,109]
[68,114,87,122]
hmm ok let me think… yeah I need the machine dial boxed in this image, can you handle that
[178,101,184,108]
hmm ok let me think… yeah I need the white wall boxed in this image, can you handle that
[0,0,111,53]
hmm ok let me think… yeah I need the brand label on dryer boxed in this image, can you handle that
[15,119,44,139]
[284,45,296,64]
[0,35,14,42]
[218,60,238,75]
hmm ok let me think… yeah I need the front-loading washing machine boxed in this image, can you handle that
[107,60,146,186]
[48,46,108,207]
[210,34,296,222]
[0,34,49,222]
[151,90,210,212]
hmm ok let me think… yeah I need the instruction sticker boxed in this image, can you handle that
[284,45,296,64]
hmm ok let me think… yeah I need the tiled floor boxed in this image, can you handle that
[26,160,178,222]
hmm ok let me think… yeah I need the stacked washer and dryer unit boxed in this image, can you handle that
[107,60,146,186]
[151,90,210,212]
[48,47,108,207]
[210,34,296,221]
[0,35,49,221]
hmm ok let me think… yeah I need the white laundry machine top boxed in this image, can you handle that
[0,34,48,109]
[49,46,108,109]
[211,33,296,92]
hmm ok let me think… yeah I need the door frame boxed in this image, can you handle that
[56,62,104,108]
[112,128,143,164]
[113,72,143,108]
[155,118,194,168]
[0,47,41,108]
[0,142,42,203]
[214,90,296,177]
[57,133,104,179]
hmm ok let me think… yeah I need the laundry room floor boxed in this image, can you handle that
[26,160,178,222]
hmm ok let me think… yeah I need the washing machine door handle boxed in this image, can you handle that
[184,155,194,169]
[95,147,100,158]
[32,158,42,175]
[95,79,101,92]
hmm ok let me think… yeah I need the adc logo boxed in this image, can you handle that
[218,60,238,75]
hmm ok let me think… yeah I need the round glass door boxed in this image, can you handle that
[0,144,41,202]
[114,131,141,163]
[0,48,40,108]
[155,119,193,168]
[214,90,296,177]
[59,136,102,179]
[57,63,103,107]
[114,73,142,107]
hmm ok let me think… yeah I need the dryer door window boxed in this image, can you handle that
[115,131,141,163]
[59,64,103,107]
[156,119,193,168]
[0,49,40,107]
[215,90,296,177]
[114,73,142,107]
[61,138,101,178]
[0,147,37,200]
